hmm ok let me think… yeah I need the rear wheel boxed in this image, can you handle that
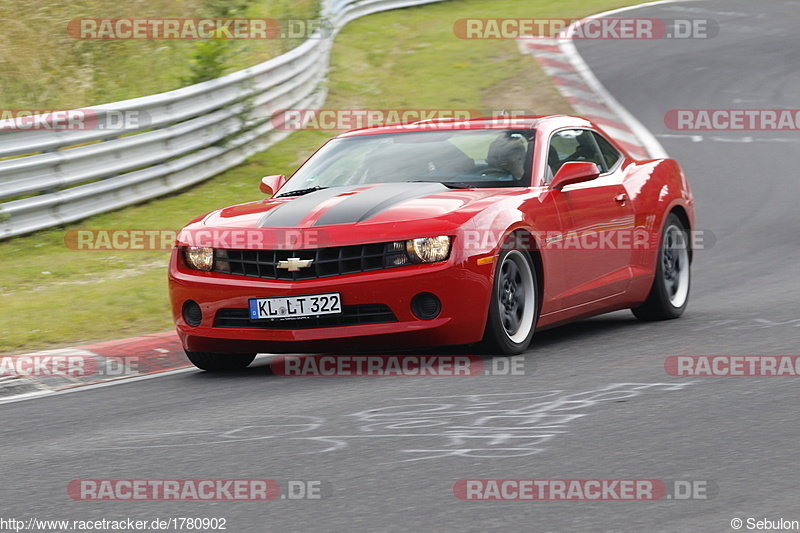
[184,351,256,371]
[481,248,538,355]
[632,213,691,321]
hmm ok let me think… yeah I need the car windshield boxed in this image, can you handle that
[279,129,535,195]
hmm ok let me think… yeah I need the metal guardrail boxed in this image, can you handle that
[0,0,447,239]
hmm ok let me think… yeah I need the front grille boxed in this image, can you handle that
[214,304,397,329]
[213,242,406,280]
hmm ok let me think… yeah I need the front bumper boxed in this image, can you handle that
[168,249,493,353]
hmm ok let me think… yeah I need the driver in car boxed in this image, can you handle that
[486,133,527,180]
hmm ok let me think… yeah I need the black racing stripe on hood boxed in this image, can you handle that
[313,182,448,226]
[258,186,360,227]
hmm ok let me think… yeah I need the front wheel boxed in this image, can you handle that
[185,351,256,371]
[480,248,539,355]
[632,213,691,321]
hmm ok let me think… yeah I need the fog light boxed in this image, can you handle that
[183,300,202,326]
[411,292,441,320]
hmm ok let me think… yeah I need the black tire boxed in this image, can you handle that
[632,213,691,321]
[480,247,539,355]
[184,351,256,371]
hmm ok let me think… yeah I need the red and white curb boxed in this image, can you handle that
[0,332,189,401]
[517,1,674,160]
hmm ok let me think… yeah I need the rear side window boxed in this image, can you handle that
[593,132,622,170]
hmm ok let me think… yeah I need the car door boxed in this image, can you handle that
[545,128,635,309]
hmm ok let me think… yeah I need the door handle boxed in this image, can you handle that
[614,193,628,204]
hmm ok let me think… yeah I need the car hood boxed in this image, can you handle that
[202,183,523,231]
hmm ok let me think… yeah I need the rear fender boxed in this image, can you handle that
[623,158,694,273]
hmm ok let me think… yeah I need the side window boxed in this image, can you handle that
[592,132,622,170]
[546,129,606,182]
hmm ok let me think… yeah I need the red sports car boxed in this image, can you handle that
[169,115,694,370]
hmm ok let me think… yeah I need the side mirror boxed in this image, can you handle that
[260,174,287,196]
[550,162,601,190]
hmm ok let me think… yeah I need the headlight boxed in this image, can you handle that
[406,236,451,263]
[184,246,214,271]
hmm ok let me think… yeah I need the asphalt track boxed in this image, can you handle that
[3,1,800,531]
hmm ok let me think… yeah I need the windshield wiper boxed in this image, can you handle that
[275,186,327,198]
[408,180,473,189]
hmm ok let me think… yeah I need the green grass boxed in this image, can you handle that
[0,0,319,109]
[0,0,640,353]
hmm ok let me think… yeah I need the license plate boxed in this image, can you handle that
[248,293,342,320]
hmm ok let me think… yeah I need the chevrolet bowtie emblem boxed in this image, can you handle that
[277,257,314,271]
